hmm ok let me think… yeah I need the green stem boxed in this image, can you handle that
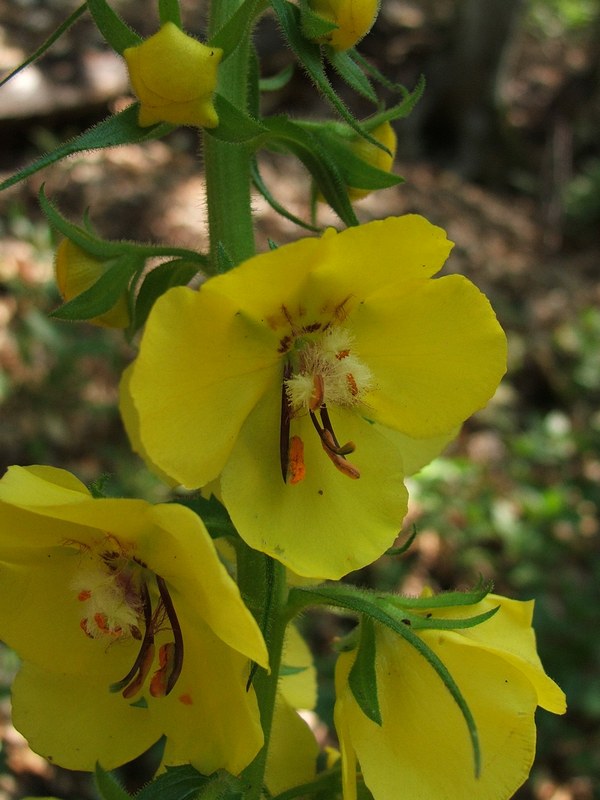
[204,0,255,269]
[237,545,289,799]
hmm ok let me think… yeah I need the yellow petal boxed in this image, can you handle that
[309,0,380,50]
[279,624,317,710]
[127,286,280,488]
[264,697,319,795]
[351,274,507,436]
[338,624,544,800]
[221,377,408,579]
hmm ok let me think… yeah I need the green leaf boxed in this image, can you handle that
[298,0,339,40]
[159,0,182,27]
[87,0,141,54]
[207,95,266,144]
[270,0,384,151]
[0,105,172,192]
[210,0,268,57]
[280,663,309,677]
[386,524,418,556]
[94,764,132,800]
[51,254,139,322]
[312,127,403,191]
[259,63,295,92]
[135,765,210,800]
[348,617,382,725]
[361,74,426,131]
[0,3,87,90]
[263,116,358,226]
[251,158,322,232]
[132,259,199,332]
[326,48,378,105]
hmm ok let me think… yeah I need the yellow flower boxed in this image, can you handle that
[123,22,222,129]
[123,215,507,579]
[0,465,268,775]
[55,239,130,328]
[334,595,566,800]
[309,0,380,51]
[348,122,397,200]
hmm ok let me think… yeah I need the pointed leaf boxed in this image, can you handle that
[87,0,141,53]
[135,765,210,800]
[0,105,172,192]
[133,259,199,331]
[0,3,87,90]
[210,0,267,57]
[207,95,266,144]
[362,74,426,130]
[326,48,378,105]
[263,116,358,226]
[94,764,132,800]
[298,1,339,39]
[51,254,139,322]
[348,617,382,725]
[251,159,321,232]
[311,127,402,190]
[159,0,182,27]
[259,63,295,92]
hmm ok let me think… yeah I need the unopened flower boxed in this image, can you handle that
[334,595,566,800]
[55,239,130,328]
[308,0,380,51]
[0,465,267,775]
[124,22,222,129]
[348,122,397,200]
[123,215,506,579]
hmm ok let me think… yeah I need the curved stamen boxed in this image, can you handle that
[309,408,356,457]
[280,361,293,483]
[110,581,154,696]
[156,576,184,695]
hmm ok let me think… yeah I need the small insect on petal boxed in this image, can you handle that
[288,435,306,485]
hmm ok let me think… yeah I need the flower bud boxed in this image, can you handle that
[308,0,380,51]
[123,22,223,129]
[348,121,397,199]
[55,239,129,328]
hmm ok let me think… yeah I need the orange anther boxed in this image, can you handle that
[77,589,92,601]
[321,430,360,479]
[179,693,193,706]
[288,435,306,485]
[150,642,176,698]
[336,349,350,360]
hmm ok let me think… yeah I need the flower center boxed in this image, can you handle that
[280,327,373,483]
[71,536,183,700]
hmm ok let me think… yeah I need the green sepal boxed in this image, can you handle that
[135,765,211,800]
[0,105,172,192]
[209,0,268,59]
[361,74,426,131]
[50,253,141,322]
[260,64,295,92]
[0,3,87,91]
[351,47,417,94]
[158,0,182,27]
[208,95,267,144]
[251,158,322,232]
[382,578,494,611]
[94,764,132,800]
[348,616,382,726]
[280,663,309,677]
[270,0,384,152]
[172,494,236,540]
[309,125,403,191]
[325,48,378,105]
[87,473,112,498]
[263,116,358,226]
[132,259,199,332]
[298,0,339,40]
[215,241,236,274]
[87,0,141,54]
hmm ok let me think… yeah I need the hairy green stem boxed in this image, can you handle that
[237,546,289,799]
[204,0,255,269]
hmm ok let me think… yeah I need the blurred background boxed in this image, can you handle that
[0,0,599,798]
